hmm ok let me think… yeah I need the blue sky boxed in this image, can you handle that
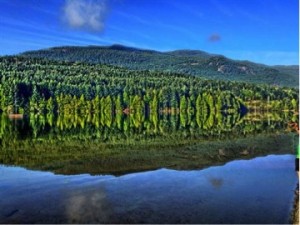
[0,0,298,65]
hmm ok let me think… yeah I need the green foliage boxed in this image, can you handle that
[0,56,298,116]
[0,111,296,175]
[0,56,256,115]
[21,45,299,87]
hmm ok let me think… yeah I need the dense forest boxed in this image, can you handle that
[21,45,299,87]
[0,50,298,175]
[0,56,298,117]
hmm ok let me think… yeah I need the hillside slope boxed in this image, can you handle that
[21,44,299,87]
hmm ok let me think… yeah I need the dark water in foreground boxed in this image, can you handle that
[0,154,297,224]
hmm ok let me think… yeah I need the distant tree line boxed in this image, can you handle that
[0,57,298,115]
[22,45,298,87]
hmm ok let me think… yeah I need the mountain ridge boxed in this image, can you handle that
[21,44,299,87]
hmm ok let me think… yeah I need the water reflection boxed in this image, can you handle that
[0,111,296,142]
[0,154,297,224]
[0,111,297,175]
[66,188,113,224]
[209,177,224,189]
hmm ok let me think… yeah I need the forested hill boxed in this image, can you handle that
[0,56,298,116]
[21,44,299,87]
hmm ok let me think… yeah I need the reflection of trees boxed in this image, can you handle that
[0,111,297,144]
[0,111,297,175]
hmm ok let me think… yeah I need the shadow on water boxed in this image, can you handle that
[0,111,298,175]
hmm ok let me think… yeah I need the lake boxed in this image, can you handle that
[0,112,298,223]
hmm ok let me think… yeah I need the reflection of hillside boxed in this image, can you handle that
[0,133,295,176]
[0,111,297,175]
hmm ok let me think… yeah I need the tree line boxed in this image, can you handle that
[0,56,298,116]
[22,45,298,87]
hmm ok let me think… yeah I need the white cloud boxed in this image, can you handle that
[63,0,109,32]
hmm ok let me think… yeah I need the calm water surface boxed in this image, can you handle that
[0,154,297,224]
[0,113,298,223]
